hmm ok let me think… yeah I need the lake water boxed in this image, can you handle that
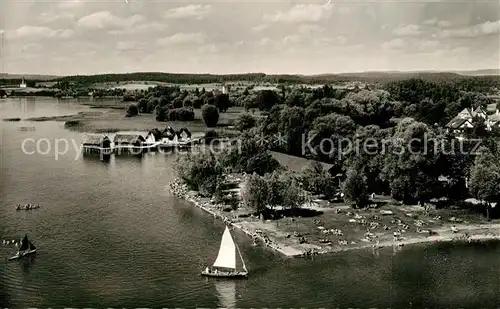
[1,97,500,308]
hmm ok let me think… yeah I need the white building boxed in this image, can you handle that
[19,78,27,88]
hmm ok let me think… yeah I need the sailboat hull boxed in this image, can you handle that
[8,249,36,261]
[201,270,248,278]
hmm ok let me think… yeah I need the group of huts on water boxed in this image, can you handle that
[82,126,197,156]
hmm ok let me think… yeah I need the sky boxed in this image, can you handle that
[0,0,499,75]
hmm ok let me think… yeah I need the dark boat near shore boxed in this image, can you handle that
[201,226,248,279]
[16,204,40,210]
[8,234,37,261]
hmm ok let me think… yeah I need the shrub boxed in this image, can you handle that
[202,104,219,127]
[172,97,183,109]
[122,94,135,102]
[204,130,218,144]
[137,98,148,113]
[155,106,168,122]
[192,97,203,109]
[167,107,195,121]
[234,113,256,132]
[126,104,138,117]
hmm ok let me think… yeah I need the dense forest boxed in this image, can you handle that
[0,72,496,87]
[168,76,500,217]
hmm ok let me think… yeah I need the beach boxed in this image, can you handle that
[169,177,500,257]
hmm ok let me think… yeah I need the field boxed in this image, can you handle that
[25,105,262,135]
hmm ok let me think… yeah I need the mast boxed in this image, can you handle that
[235,242,247,272]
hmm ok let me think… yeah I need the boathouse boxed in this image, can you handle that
[145,131,157,145]
[176,128,192,141]
[82,134,112,158]
[113,133,146,155]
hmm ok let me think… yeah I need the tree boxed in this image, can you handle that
[242,171,305,217]
[122,93,135,102]
[469,148,500,220]
[342,166,369,208]
[234,114,256,132]
[300,161,337,199]
[241,174,269,214]
[192,97,203,109]
[183,97,193,107]
[126,104,138,117]
[155,106,167,122]
[381,118,440,204]
[220,134,279,175]
[245,152,280,176]
[257,90,280,111]
[137,98,148,113]
[174,152,224,197]
[277,106,306,155]
[469,116,488,138]
[214,93,230,112]
[202,104,219,127]
[167,107,195,121]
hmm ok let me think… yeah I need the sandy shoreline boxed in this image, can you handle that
[169,179,500,258]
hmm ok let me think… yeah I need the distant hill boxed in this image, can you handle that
[0,74,59,80]
[0,70,498,85]
[454,69,500,76]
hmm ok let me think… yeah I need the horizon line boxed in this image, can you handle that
[1,68,499,78]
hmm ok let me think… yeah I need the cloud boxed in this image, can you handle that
[393,24,423,36]
[163,4,212,20]
[8,26,74,39]
[252,24,269,32]
[437,21,451,28]
[22,43,43,53]
[39,12,75,23]
[157,32,205,45]
[198,44,222,54]
[382,38,406,50]
[259,38,272,46]
[422,18,438,26]
[417,40,440,51]
[108,22,168,35]
[116,41,140,51]
[439,20,500,38]
[77,11,143,30]
[298,24,325,35]
[422,18,451,28]
[313,36,347,47]
[282,35,303,45]
[265,4,333,23]
[58,0,85,9]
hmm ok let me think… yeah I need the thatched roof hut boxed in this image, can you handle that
[82,134,111,148]
[176,127,192,140]
[113,134,145,146]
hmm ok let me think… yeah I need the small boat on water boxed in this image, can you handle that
[201,225,248,279]
[8,234,37,261]
[15,204,40,211]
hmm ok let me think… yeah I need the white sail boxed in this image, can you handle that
[212,226,236,269]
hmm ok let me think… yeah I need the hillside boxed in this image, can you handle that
[0,74,60,80]
[1,70,499,86]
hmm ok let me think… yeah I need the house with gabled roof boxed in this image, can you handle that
[445,117,473,134]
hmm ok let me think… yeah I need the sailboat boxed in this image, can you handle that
[8,234,37,261]
[201,226,248,278]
